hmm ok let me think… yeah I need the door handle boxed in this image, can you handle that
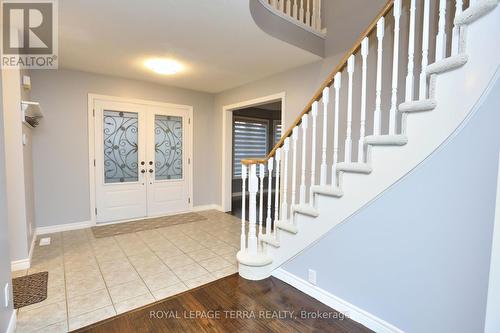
[149,161,153,166]
[141,169,146,174]
[141,161,145,166]
[148,169,154,173]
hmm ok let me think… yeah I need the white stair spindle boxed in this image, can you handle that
[309,102,318,203]
[316,0,322,31]
[374,17,385,136]
[247,164,258,255]
[451,0,463,56]
[299,115,308,205]
[299,0,305,22]
[286,0,292,15]
[293,0,298,19]
[291,127,299,213]
[279,0,284,12]
[305,0,311,26]
[345,55,355,162]
[271,0,278,9]
[320,88,329,185]
[389,0,402,135]
[435,0,448,62]
[405,0,416,102]
[358,38,369,162]
[419,0,430,100]
[240,165,247,251]
[258,163,265,241]
[312,0,317,30]
[266,158,274,235]
[273,149,281,235]
[331,72,341,188]
[280,139,290,221]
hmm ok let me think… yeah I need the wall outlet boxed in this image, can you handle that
[39,237,51,246]
[4,283,9,307]
[308,269,317,285]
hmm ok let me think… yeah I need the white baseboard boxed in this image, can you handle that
[36,220,92,235]
[193,204,225,212]
[11,233,36,271]
[10,258,30,271]
[6,310,16,333]
[272,268,405,333]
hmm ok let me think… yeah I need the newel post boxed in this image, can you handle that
[240,164,247,252]
[247,164,259,255]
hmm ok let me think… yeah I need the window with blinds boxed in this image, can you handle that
[233,117,269,178]
[273,120,282,145]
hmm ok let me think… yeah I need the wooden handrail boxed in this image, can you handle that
[242,0,394,166]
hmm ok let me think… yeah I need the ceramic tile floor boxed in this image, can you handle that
[13,210,241,332]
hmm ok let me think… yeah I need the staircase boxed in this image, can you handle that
[237,0,500,280]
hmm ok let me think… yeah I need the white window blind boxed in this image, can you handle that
[273,120,282,145]
[233,117,269,178]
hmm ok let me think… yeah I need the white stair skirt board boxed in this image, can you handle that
[236,2,500,279]
[426,54,469,75]
[364,135,408,146]
[336,163,372,174]
[272,269,405,333]
[260,234,281,248]
[7,311,16,333]
[398,99,437,113]
[454,0,500,25]
[311,186,343,197]
[293,205,319,217]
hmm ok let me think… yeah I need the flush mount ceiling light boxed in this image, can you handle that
[145,59,183,75]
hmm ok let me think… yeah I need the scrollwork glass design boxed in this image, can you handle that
[103,110,139,183]
[155,115,183,180]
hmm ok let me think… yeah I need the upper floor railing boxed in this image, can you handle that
[262,0,325,35]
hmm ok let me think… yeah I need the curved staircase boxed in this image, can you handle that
[237,0,500,280]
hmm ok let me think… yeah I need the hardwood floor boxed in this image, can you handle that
[73,274,373,333]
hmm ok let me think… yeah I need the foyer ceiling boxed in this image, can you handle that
[58,0,321,93]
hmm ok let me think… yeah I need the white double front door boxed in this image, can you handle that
[93,98,192,223]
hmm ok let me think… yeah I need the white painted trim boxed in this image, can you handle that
[256,0,327,38]
[221,92,286,212]
[6,310,16,333]
[36,220,92,235]
[193,204,224,212]
[272,268,405,333]
[485,151,500,333]
[10,231,36,271]
[87,94,194,225]
[35,205,221,235]
[10,259,30,271]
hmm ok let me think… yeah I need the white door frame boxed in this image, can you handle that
[221,92,286,212]
[88,94,194,226]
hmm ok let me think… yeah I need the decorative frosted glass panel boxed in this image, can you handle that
[155,115,183,180]
[103,110,139,183]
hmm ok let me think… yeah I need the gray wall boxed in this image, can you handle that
[21,69,36,253]
[30,69,217,227]
[2,68,30,262]
[282,76,500,333]
[0,67,14,333]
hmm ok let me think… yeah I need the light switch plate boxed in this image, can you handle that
[39,237,51,246]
